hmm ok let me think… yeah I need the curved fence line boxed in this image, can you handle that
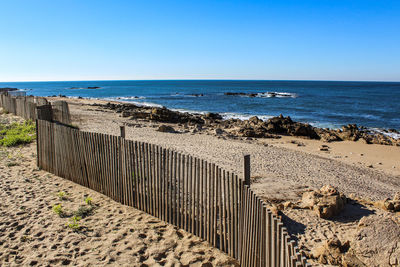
[35,120,308,266]
[0,95,308,266]
[0,94,70,124]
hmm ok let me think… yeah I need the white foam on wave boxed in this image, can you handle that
[257,92,298,98]
[308,122,341,130]
[116,96,146,100]
[129,101,163,108]
[103,97,164,108]
[369,128,400,140]
[170,108,207,115]
[168,108,273,122]
[232,91,298,98]
[221,112,272,121]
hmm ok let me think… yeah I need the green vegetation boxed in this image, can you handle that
[74,204,93,218]
[52,204,64,217]
[57,191,68,200]
[0,120,36,147]
[84,196,93,205]
[6,161,19,167]
[52,195,96,232]
[67,216,81,231]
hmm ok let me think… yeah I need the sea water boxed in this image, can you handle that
[1,80,399,131]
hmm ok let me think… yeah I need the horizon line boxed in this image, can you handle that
[0,78,399,83]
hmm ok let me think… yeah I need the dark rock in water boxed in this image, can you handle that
[70,86,101,89]
[224,92,247,96]
[224,92,258,97]
[157,125,176,133]
[91,101,400,146]
[78,96,83,99]
[149,107,204,124]
[58,94,66,98]
[189,93,204,97]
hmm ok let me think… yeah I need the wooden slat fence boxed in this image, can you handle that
[0,94,70,124]
[36,120,308,267]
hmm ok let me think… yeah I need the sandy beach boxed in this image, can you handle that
[0,111,237,266]
[1,97,400,266]
[64,97,400,266]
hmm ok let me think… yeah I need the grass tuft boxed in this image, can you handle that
[52,204,64,217]
[0,120,36,147]
[67,216,81,231]
[84,196,93,205]
[57,191,68,200]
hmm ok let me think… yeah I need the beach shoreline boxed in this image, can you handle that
[60,96,400,265]
[50,96,400,177]
[1,95,400,266]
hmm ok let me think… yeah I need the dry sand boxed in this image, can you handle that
[64,98,400,201]
[62,97,400,266]
[0,112,237,267]
[2,97,400,266]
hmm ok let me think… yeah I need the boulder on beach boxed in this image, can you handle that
[349,213,400,266]
[300,185,347,219]
[373,192,400,212]
[157,125,176,133]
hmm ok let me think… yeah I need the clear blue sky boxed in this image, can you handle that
[1,0,399,82]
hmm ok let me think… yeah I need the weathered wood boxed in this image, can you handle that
[243,154,250,186]
[32,120,309,267]
[120,125,125,138]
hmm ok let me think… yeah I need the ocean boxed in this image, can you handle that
[1,80,399,131]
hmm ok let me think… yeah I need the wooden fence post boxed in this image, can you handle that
[244,154,250,186]
[36,105,53,121]
[120,126,125,138]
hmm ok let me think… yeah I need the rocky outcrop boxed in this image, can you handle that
[349,213,400,266]
[309,213,400,266]
[92,102,399,145]
[300,185,347,219]
[0,87,18,93]
[234,115,320,139]
[310,238,353,265]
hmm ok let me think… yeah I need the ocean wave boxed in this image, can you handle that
[116,96,146,100]
[221,112,273,121]
[308,122,341,129]
[128,101,164,108]
[170,109,273,121]
[68,86,102,90]
[369,128,400,140]
[103,97,164,108]
[224,91,298,98]
[170,108,207,115]
[258,92,298,98]
[170,93,205,97]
